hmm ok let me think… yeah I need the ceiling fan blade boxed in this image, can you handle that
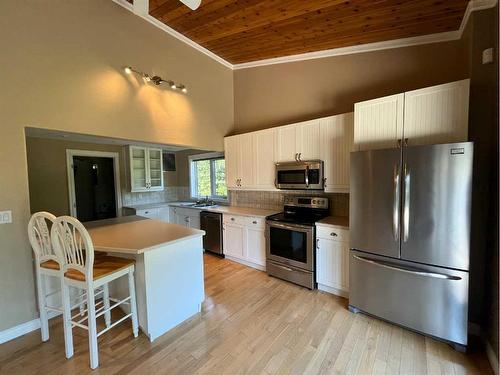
[179,0,201,10]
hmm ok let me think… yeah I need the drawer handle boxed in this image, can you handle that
[330,232,337,237]
[252,221,257,224]
[231,218,235,221]
[145,211,149,214]
[274,264,293,272]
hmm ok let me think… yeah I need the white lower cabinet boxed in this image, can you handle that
[223,214,266,270]
[316,225,350,297]
[168,207,200,229]
[136,208,160,220]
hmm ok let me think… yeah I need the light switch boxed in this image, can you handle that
[0,211,12,224]
[482,48,494,64]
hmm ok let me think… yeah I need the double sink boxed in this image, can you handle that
[177,202,219,209]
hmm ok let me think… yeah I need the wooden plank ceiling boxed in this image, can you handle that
[149,0,469,64]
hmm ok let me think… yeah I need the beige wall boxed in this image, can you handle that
[233,40,470,133]
[26,137,125,216]
[0,0,233,331]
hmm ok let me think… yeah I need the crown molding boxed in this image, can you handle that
[112,0,233,69]
[112,0,497,71]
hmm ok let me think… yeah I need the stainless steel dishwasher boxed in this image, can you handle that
[200,211,223,256]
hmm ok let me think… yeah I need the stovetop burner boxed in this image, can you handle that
[266,196,329,226]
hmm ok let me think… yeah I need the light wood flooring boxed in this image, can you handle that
[0,254,493,374]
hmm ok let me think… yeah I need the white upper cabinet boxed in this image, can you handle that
[253,128,276,190]
[275,120,321,162]
[224,136,240,189]
[354,79,470,151]
[354,93,404,151]
[275,125,298,162]
[129,146,163,192]
[403,79,469,146]
[238,133,255,189]
[320,113,354,193]
[296,120,321,160]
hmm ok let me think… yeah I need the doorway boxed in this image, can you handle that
[66,150,122,222]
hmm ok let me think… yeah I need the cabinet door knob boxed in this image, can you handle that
[330,232,337,237]
[252,221,257,224]
[231,217,235,221]
[145,211,149,214]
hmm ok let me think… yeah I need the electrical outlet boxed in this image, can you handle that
[482,48,494,64]
[0,210,12,224]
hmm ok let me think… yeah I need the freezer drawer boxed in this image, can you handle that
[349,250,468,345]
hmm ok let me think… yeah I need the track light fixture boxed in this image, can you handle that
[123,66,187,93]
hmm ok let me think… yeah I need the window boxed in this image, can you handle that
[189,153,227,200]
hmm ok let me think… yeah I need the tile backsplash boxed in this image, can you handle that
[229,190,349,217]
[122,186,190,206]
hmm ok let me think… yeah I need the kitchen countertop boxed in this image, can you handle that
[84,216,205,254]
[126,201,280,218]
[123,202,173,210]
[316,216,349,228]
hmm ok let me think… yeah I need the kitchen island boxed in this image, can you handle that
[85,216,205,342]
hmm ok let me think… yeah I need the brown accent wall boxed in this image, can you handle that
[234,40,470,133]
[467,6,499,358]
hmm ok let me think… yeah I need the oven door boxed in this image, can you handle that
[275,162,323,190]
[266,221,314,271]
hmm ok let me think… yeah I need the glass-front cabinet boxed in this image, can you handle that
[129,146,164,192]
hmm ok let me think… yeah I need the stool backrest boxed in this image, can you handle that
[51,216,94,281]
[28,212,58,265]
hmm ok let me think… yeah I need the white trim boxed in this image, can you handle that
[317,284,349,299]
[66,149,122,219]
[0,311,60,345]
[111,0,232,69]
[188,151,224,162]
[112,0,497,70]
[487,340,499,375]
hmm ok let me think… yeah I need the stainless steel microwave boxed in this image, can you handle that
[275,160,324,190]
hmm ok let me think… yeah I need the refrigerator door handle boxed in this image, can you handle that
[403,162,410,242]
[352,255,462,280]
[393,164,401,241]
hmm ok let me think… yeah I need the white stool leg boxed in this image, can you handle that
[128,268,139,338]
[79,289,86,317]
[60,278,74,358]
[35,268,49,342]
[87,286,99,369]
[103,284,111,328]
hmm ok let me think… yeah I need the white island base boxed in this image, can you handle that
[86,217,205,342]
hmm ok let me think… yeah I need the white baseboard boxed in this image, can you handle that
[317,283,349,299]
[486,340,499,375]
[0,311,61,345]
[224,255,265,271]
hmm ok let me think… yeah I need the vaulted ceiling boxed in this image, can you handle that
[148,0,469,64]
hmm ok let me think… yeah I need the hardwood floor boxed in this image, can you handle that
[0,254,492,374]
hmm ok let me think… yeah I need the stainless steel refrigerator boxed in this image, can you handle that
[349,142,473,350]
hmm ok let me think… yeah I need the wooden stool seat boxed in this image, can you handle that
[40,259,60,270]
[40,252,108,271]
[65,256,135,281]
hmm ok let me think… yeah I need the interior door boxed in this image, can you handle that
[400,142,473,270]
[350,148,402,258]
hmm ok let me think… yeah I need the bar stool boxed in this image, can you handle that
[28,212,109,343]
[28,212,61,342]
[50,215,139,369]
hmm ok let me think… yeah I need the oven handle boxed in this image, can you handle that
[266,221,313,231]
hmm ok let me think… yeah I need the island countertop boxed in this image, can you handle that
[85,216,205,255]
